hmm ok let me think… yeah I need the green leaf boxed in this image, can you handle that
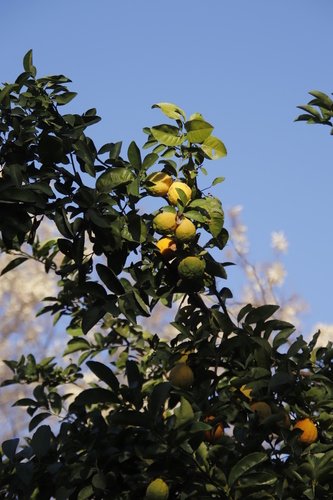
[81,307,105,334]
[127,141,142,171]
[174,397,194,428]
[268,372,294,391]
[63,338,90,355]
[149,382,171,418]
[110,410,151,428]
[126,360,142,391]
[16,461,34,485]
[245,305,280,324]
[96,263,125,295]
[53,92,77,105]
[75,388,119,406]
[152,102,186,121]
[78,485,94,500]
[235,471,277,489]
[228,452,268,487]
[31,425,51,459]
[0,187,36,203]
[297,105,322,119]
[185,119,214,143]
[142,152,159,170]
[86,361,119,393]
[29,413,51,432]
[201,135,227,160]
[2,438,19,460]
[0,257,28,276]
[212,176,225,186]
[308,90,333,109]
[0,83,18,104]
[23,49,37,76]
[151,124,186,147]
[96,168,135,192]
[92,472,107,490]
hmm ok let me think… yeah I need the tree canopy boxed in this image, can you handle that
[1,51,333,500]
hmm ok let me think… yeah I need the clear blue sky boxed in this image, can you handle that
[2,1,333,335]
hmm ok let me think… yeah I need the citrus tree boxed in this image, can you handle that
[1,51,333,500]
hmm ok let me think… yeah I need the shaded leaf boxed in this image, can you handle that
[86,360,119,393]
[228,452,268,487]
[2,438,19,460]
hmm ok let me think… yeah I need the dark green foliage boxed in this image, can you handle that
[1,52,333,499]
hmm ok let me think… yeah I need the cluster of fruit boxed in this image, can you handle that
[146,171,205,282]
[239,385,318,445]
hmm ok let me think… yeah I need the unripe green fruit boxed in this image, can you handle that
[153,212,177,235]
[178,256,205,281]
[169,363,194,389]
[175,217,196,242]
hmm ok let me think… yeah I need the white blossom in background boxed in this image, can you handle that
[226,205,249,257]
[0,222,63,439]
[226,206,310,333]
[271,231,289,254]
[267,262,287,287]
[312,323,333,347]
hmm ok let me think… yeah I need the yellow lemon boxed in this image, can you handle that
[153,212,178,235]
[168,181,192,206]
[146,172,173,196]
[146,478,169,500]
[169,363,194,390]
[175,217,196,242]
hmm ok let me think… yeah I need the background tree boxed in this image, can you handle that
[1,52,333,500]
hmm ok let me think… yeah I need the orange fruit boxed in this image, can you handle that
[250,402,272,423]
[169,363,194,390]
[205,415,224,444]
[155,237,177,260]
[293,418,318,445]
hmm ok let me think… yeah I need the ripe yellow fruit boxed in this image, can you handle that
[153,212,178,235]
[146,172,173,197]
[169,363,194,390]
[250,402,272,423]
[175,217,196,242]
[155,237,177,260]
[168,181,192,206]
[146,478,169,500]
[205,415,224,444]
[240,385,252,401]
[178,256,205,281]
[294,418,318,445]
